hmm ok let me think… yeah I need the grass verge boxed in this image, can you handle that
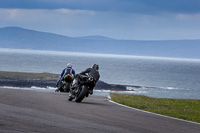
[110,93,200,123]
[0,71,59,80]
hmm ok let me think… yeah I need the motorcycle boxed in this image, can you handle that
[58,74,73,93]
[68,74,95,102]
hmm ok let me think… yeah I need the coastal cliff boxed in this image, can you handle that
[0,71,126,91]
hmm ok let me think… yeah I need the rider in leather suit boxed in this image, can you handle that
[68,64,100,99]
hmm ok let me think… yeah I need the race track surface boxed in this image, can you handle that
[0,88,199,133]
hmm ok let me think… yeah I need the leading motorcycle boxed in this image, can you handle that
[57,74,73,92]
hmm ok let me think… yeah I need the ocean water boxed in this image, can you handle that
[0,48,200,99]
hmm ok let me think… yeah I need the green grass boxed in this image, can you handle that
[110,93,200,123]
[0,71,59,80]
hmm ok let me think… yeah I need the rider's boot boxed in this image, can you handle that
[55,79,62,92]
[68,88,75,101]
[55,88,60,92]
[89,89,93,95]
[68,76,79,101]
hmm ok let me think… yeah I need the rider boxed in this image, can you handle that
[68,64,100,99]
[55,63,76,92]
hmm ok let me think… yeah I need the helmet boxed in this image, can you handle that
[67,63,72,68]
[92,64,99,70]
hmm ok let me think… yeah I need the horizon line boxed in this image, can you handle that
[1,48,200,62]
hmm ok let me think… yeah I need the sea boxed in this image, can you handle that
[0,48,200,100]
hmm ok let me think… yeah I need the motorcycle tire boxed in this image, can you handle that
[75,85,88,103]
[64,82,70,92]
[59,88,64,92]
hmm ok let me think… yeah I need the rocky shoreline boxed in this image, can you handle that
[0,71,127,91]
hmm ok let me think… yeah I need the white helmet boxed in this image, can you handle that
[67,63,72,68]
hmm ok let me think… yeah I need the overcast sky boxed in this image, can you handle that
[0,0,200,40]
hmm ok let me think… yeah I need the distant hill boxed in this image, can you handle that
[0,26,200,58]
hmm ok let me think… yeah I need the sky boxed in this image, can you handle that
[0,0,200,40]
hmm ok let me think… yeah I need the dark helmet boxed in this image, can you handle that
[92,64,99,70]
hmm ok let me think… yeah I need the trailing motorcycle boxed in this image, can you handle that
[68,74,95,102]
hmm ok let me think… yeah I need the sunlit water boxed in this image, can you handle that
[1,48,200,99]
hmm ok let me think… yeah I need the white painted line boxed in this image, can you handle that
[108,96,200,125]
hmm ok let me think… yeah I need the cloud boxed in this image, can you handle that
[0,8,98,36]
[176,13,200,20]
[1,1,200,40]
[133,0,200,14]
[0,0,200,14]
[0,8,95,21]
[55,9,95,15]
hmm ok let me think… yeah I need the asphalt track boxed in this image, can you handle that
[0,88,199,133]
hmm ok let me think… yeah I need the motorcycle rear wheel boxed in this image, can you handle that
[64,82,70,92]
[75,85,88,103]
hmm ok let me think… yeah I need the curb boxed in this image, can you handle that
[108,96,200,125]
